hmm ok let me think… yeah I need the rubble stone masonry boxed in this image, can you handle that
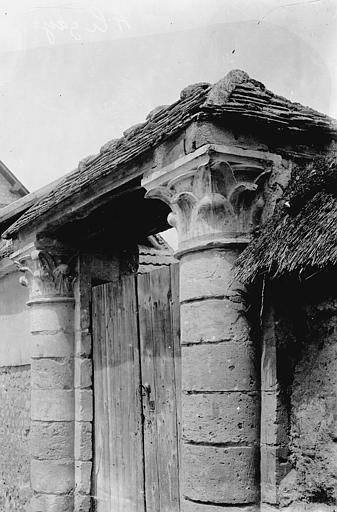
[0,365,31,512]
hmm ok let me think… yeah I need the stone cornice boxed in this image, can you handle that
[142,144,282,254]
[142,144,282,190]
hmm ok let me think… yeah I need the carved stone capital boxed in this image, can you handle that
[12,243,76,302]
[142,144,282,254]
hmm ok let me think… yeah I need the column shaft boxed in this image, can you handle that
[29,299,75,512]
[179,248,260,511]
[141,144,282,511]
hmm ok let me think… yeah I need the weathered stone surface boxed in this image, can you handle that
[0,366,31,512]
[180,249,242,302]
[99,138,119,154]
[146,105,168,120]
[287,303,337,504]
[30,301,75,333]
[31,358,73,389]
[74,493,91,512]
[205,70,249,106]
[261,502,337,512]
[75,389,93,421]
[75,421,92,461]
[31,459,74,494]
[32,331,74,358]
[75,331,92,357]
[78,154,97,172]
[31,493,74,512]
[260,445,290,505]
[30,421,74,459]
[75,461,92,494]
[180,82,210,99]
[183,500,259,512]
[75,357,92,389]
[181,298,250,344]
[123,122,146,138]
[278,468,299,508]
[182,392,259,444]
[261,390,289,447]
[182,342,257,392]
[31,389,74,421]
[182,444,259,503]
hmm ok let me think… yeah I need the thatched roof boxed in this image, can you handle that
[4,69,336,239]
[234,156,337,284]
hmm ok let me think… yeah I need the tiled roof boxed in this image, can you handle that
[4,70,337,239]
[138,245,176,273]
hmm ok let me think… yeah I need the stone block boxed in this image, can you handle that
[181,298,250,344]
[75,461,92,494]
[75,331,92,357]
[75,389,93,421]
[260,445,290,505]
[30,300,75,334]
[32,358,73,389]
[74,493,92,512]
[0,366,31,509]
[261,320,277,392]
[182,499,259,512]
[31,493,74,512]
[182,444,259,504]
[182,342,257,392]
[31,459,74,494]
[261,391,278,446]
[30,421,74,459]
[32,331,74,358]
[75,357,92,388]
[182,392,259,444]
[75,421,92,461]
[31,389,75,421]
[180,249,241,302]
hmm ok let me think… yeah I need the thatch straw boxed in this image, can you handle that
[234,156,337,284]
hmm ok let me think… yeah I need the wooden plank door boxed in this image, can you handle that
[92,276,145,512]
[138,265,181,512]
[92,264,180,512]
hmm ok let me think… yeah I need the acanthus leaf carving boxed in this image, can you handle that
[15,249,76,300]
[142,146,277,251]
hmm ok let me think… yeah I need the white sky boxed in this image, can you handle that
[0,0,336,250]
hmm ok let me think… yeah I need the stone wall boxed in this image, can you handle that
[0,365,31,511]
[0,269,30,366]
[262,275,337,510]
[282,295,337,508]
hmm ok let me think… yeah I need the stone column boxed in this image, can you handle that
[142,144,282,512]
[14,244,76,512]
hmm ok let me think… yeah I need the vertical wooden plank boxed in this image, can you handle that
[137,272,160,511]
[138,266,181,512]
[151,267,180,512]
[170,263,181,508]
[92,286,101,510]
[92,278,145,512]
[92,285,110,512]
[107,279,121,511]
[119,275,145,511]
